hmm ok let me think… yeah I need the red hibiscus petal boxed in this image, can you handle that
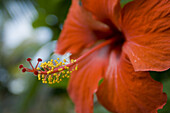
[121,0,170,71]
[96,52,167,113]
[56,0,112,56]
[68,46,110,113]
[81,0,121,29]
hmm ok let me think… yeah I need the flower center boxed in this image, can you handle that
[103,19,126,48]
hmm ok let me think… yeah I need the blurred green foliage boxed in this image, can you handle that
[150,70,170,113]
[120,0,133,7]
[0,0,169,113]
[33,0,71,40]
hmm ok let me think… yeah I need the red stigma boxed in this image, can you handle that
[27,58,32,61]
[19,64,23,69]
[34,71,38,75]
[19,57,43,76]
[22,68,26,72]
[38,58,42,62]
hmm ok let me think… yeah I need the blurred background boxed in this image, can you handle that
[0,0,169,113]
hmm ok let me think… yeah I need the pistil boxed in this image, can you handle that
[19,38,115,84]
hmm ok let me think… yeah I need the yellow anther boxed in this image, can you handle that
[67,67,69,70]
[37,67,40,70]
[58,68,63,71]
[67,76,70,78]
[67,71,69,74]
[62,71,65,74]
[53,80,56,84]
[42,74,45,78]
[57,58,60,60]
[70,71,72,73]
[51,59,53,62]
[59,62,62,65]
[60,79,62,81]
[62,63,65,65]
[75,65,78,70]
[56,64,59,67]
[49,79,52,82]
[72,69,74,71]
[63,59,67,62]
[74,60,76,62]
[65,74,67,77]
[45,81,47,84]
[62,76,65,78]
[71,59,74,63]
[48,77,52,81]
[42,81,45,83]
[38,74,41,80]
[49,82,52,84]
[47,71,50,74]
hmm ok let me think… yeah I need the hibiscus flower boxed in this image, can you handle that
[56,0,170,113]
[19,0,170,113]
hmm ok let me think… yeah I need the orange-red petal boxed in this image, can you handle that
[121,0,170,71]
[68,46,110,113]
[81,0,121,29]
[56,0,112,56]
[96,52,167,113]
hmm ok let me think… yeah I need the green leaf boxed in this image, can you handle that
[158,79,170,113]
[120,0,133,7]
[98,78,104,85]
